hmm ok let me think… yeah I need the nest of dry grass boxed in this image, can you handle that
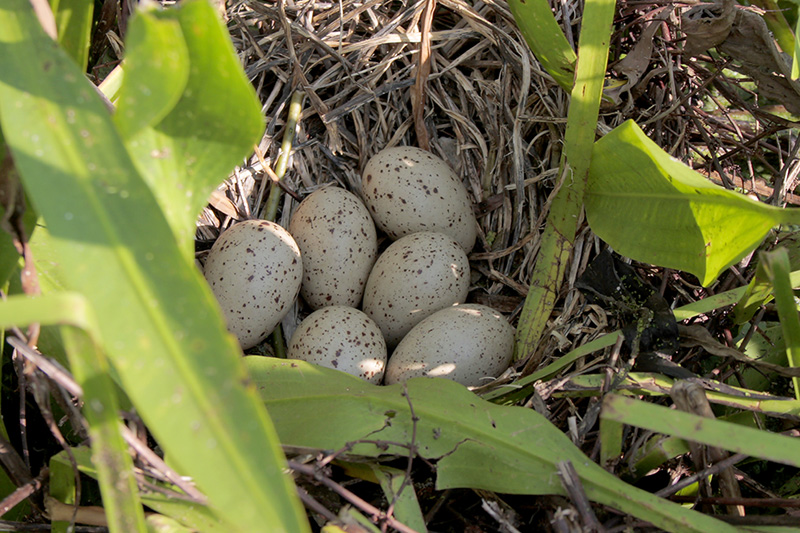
[202,0,800,359]
[201,0,797,368]
[194,0,800,527]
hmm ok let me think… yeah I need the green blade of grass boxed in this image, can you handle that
[61,327,147,532]
[557,373,800,418]
[0,293,146,531]
[506,0,576,91]
[0,2,308,530]
[602,393,800,468]
[53,445,227,532]
[513,0,615,361]
[762,249,800,399]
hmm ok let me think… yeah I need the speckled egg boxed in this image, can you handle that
[288,186,378,309]
[384,304,514,387]
[203,219,302,350]
[362,146,477,253]
[362,231,470,346]
[288,306,387,383]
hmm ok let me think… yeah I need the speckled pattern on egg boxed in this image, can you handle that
[362,231,470,346]
[289,186,377,309]
[385,304,514,387]
[203,219,302,350]
[362,146,478,253]
[288,306,387,383]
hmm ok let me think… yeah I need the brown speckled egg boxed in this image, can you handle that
[385,304,514,387]
[203,219,302,350]
[288,306,387,383]
[362,146,477,253]
[362,232,469,346]
[289,186,377,309]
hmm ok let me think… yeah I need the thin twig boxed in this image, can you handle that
[287,461,420,533]
[655,453,747,498]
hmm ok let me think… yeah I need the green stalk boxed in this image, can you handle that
[513,0,615,361]
[261,91,304,221]
[763,249,800,400]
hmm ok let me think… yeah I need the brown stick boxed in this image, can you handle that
[669,380,744,516]
[413,0,436,151]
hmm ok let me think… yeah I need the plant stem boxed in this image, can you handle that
[261,90,304,221]
[513,0,615,361]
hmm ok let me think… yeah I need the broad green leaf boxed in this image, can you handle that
[114,8,188,140]
[602,393,800,468]
[115,0,264,254]
[513,0,614,360]
[762,249,800,399]
[586,120,800,286]
[50,0,93,71]
[507,0,575,90]
[250,357,736,533]
[0,2,307,531]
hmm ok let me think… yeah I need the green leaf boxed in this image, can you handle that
[557,372,800,418]
[507,0,576,91]
[0,293,146,531]
[49,449,77,532]
[370,466,427,533]
[794,11,800,80]
[115,0,264,254]
[250,357,737,533]
[513,0,614,360]
[586,120,800,286]
[50,0,93,71]
[63,327,147,532]
[602,393,800,468]
[113,8,189,140]
[762,249,800,399]
[0,1,308,531]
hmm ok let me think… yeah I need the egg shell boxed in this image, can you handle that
[362,146,477,253]
[288,186,378,309]
[362,231,470,346]
[385,303,514,387]
[203,219,302,350]
[288,306,387,383]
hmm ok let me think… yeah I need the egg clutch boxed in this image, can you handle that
[202,146,515,388]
